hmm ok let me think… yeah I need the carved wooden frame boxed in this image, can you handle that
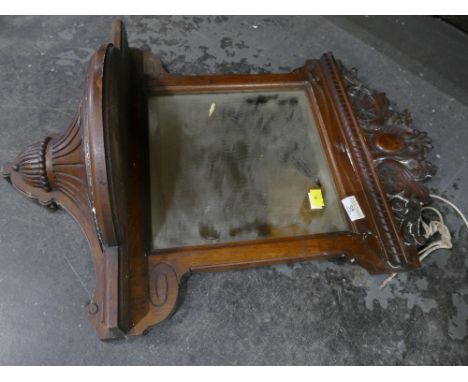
[2,20,435,339]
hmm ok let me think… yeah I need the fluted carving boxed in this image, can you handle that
[11,137,51,192]
[2,47,119,340]
[46,106,90,211]
[3,104,89,212]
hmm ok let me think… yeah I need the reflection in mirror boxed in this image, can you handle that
[149,90,349,249]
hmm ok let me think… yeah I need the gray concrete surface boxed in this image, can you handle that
[0,16,467,365]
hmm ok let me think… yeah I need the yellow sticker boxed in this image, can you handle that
[308,188,325,210]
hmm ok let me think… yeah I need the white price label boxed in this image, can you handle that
[341,196,365,222]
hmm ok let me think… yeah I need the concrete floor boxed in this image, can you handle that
[0,16,467,365]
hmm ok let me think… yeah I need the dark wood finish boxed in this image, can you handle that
[3,43,122,339]
[340,64,436,246]
[2,20,436,339]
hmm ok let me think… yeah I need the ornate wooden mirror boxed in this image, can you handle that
[2,20,435,339]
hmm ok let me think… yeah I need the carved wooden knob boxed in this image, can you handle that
[11,137,52,192]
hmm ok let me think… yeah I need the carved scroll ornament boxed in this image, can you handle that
[340,65,436,246]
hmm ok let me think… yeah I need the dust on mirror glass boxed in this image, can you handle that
[149,89,349,249]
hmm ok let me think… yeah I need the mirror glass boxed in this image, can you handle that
[148,90,349,249]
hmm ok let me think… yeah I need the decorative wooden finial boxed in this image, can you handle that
[8,137,52,192]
